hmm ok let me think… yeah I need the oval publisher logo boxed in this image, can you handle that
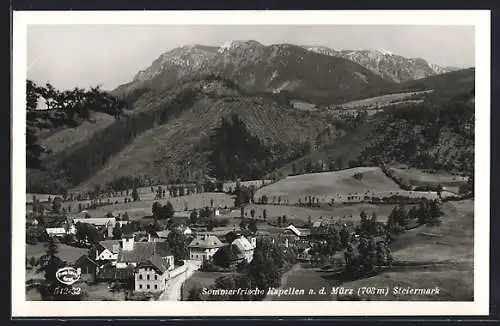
[55,267,81,286]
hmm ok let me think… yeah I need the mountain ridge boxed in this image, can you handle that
[303,45,458,83]
[113,40,399,106]
[114,40,458,100]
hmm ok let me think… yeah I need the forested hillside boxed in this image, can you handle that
[26,80,128,170]
[270,70,475,178]
[27,76,329,193]
[26,67,475,194]
[354,89,474,173]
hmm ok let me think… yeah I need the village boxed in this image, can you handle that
[26,179,352,301]
[25,167,471,301]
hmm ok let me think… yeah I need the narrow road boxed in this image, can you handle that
[159,260,200,301]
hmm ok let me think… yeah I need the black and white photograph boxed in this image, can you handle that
[12,10,490,317]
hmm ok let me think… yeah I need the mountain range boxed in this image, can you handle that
[26,39,474,193]
[303,45,458,83]
[113,40,458,102]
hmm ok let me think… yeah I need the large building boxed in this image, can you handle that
[134,255,171,292]
[188,235,225,262]
[93,235,175,290]
[232,236,256,263]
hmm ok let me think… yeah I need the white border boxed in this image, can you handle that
[12,10,490,317]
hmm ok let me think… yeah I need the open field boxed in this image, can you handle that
[256,167,400,198]
[337,90,432,109]
[256,167,442,205]
[255,167,438,205]
[390,199,473,263]
[223,179,274,192]
[69,192,235,220]
[338,269,472,301]
[245,203,396,224]
[26,193,59,204]
[265,264,337,301]
[291,100,318,111]
[388,167,468,192]
[39,112,116,156]
[82,282,127,301]
[181,271,232,300]
[26,243,88,263]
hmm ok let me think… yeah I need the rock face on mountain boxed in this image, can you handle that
[304,46,456,83]
[113,40,395,105]
[114,41,457,104]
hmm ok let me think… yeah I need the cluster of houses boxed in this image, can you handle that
[76,234,176,293]
[32,214,130,239]
[27,193,338,296]
[71,230,259,294]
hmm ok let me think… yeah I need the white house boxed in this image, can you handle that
[182,226,192,236]
[232,236,256,263]
[95,240,121,264]
[95,235,175,287]
[116,236,174,270]
[284,224,302,236]
[72,217,117,227]
[45,227,67,237]
[188,235,225,262]
[45,223,76,237]
[282,224,311,239]
[134,255,171,292]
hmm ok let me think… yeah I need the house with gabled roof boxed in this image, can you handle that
[74,254,99,282]
[134,254,172,292]
[232,235,256,263]
[116,241,173,269]
[188,234,225,262]
[95,239,121,263]
[72,216,117,227]
[282,224,312,239]
[212,244,246,268]
[93,234,175,285]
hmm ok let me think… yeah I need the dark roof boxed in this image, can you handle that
[114,265,135,280]
[98,240,121,254]
[215,244,245,261]
[117,242,173,263]
[118,242,155,263]
[74,254,99,267]
[44,217,68,228]
[155,230,171,238]
[188,235,224,249]
[155,241,173,257]
[136,254,168,274]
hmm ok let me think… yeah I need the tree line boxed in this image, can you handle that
[26,80,129,170]
[27,86,199,194]
[353,89,474,174]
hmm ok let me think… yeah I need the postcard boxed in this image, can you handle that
[12,9,490,317]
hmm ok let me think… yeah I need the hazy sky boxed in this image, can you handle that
[27,25,475,91]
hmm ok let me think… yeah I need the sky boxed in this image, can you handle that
[27,25,475,91]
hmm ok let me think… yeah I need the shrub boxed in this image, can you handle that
[353,173,364,180]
